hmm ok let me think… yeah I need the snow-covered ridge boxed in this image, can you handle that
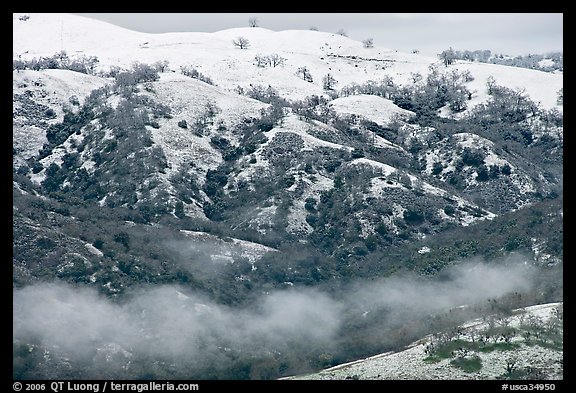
[14,13,563,110]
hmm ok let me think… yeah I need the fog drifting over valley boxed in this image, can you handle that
[14,256,536,376]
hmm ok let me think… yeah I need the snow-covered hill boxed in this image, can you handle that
[284,302,563,380]
[13,69,109,164]
[13,13,563,110]
[13,12,564,240]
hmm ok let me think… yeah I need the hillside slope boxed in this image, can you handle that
[285,302,563,380]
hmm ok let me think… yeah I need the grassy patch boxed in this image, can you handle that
[534,340,563,351]
[423,356,442,364]
[478,342,520,353]
[431,339,473,359]
[450,355,482,373]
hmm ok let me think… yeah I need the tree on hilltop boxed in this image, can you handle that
[362,38,374,48]
[233,37,251,49]
[439,47,457,67]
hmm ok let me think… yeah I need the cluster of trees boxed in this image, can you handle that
[473,77,539,124]
[423,302,563,378]
[225,68,561,221]
[393,67,472,118]
[113,62,160,92]
[438,47,458,67]
[13,108,563,376]
[489,52,563,72]
[437,47,563,72]
[339,76,397,99]
[322,73,338,91]
[254,54,286,68]
[180,65,214,85]
[24,62,180,224]
[338,68,474,119]
[290,94,335,122]
[13,185,563,380]
[12,51,178,86]
[296,66,313,82]
[13,51,99,74]
[237,84,289,109]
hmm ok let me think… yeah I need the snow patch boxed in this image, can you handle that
[330,94,414,126]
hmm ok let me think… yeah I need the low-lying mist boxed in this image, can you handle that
[13,256,538,379]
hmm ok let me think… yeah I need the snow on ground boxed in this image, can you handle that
[330,94,415,126]
[148,73,267,180]
[29,145,68,185]
[13,123,46,163]
[250,205,278,235]
[285,302,563,380]
[369,176,404,194]
[368,132,403,150]
[347,157,495,227]
[449,133,537,198]
[286,173,334,236]
[450,61,563,113]
[13,69,108,111]
[538,58,555,69]
[267,114,352,152]
[14,13,563,110]
[84,242,103,257]
[233,114,351,191]
[420,132,539,198]
[347,157,397,176]
[453,132,494,150]
[483,152,510,167]
[13,69,109,162]
[11,13,559,258]
[179,230,276,265]
[127,73,271,219]
[510,173,537,195]
[153,73,268,129]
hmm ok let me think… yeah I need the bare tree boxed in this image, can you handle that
[296,67,313,82]
[233,37,250,49]
[269,54,285,67]
[254,54,268,68]
[322,73,338,90]
[410,72,422,83]
[486,76,497,95]
[254,54,286,68]
[362,38,374,48]
[505,357,519,375]
[249,17,259,28]
[153,60,170,73]
[336,29,348,37]
[309,26,319,31]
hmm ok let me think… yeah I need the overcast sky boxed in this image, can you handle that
[75,13,562,57]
